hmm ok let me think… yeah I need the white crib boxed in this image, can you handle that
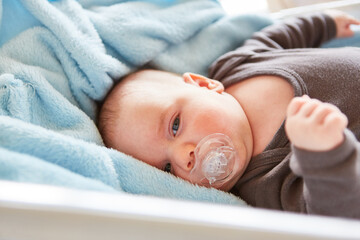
[2,1,360,239]
[1,181,360,240]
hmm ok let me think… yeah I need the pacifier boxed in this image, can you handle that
[189,133,238,188]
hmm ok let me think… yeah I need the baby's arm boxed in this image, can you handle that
[285,95,348,151]
[244,11,359,50]
[325,10,360,38]
[285,96,360,218]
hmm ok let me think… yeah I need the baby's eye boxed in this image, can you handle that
[164,163,172,173]
[172,116,180,136]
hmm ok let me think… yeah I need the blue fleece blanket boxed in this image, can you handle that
[2,0,360,206]
[0,0,275,205]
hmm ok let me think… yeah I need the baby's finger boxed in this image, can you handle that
[286,96,306,117]
[341,23,358,37]
[297,98,321,117]
[347,17,360,25]
[343,29,355,38]
[324,111,348,130]
[310,103,334,123]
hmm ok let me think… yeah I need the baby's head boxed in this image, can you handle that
[98,69,253,191]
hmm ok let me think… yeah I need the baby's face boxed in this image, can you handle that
[110,70,253,191]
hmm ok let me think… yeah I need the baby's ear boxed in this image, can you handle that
[182,72,224,94]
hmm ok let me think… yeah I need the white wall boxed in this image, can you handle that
[267,0,340,12]
[218,0,269,15]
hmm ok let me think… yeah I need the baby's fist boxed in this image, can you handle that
[325,9,360,38]
[285,96,348,151]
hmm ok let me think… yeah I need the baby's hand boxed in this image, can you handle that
[285,95,348,151]
[325,10,360,38]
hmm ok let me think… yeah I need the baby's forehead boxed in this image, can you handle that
[111,70,182,103]
[125,70,182,89]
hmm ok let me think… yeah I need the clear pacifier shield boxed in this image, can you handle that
[189,133,236,188]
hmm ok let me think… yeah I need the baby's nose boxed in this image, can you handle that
[173,144,195,172]
[187,151,195,170]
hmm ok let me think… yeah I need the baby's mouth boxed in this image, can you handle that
[189,133,237,188]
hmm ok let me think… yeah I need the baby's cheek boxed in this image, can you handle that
[195,111,228,134]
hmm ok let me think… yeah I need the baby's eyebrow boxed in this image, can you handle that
[158,111,166,138]
[157,105,170,139]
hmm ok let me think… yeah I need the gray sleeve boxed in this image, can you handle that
[242,12,336,50]
[208,13,336,80]
[290,129,360,219]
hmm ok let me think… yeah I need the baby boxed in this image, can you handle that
[99,11,360,218]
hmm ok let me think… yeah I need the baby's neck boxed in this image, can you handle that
[225,75,294,156]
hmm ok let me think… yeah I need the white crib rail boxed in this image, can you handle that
[0,181,360,240]
[271,0,360,19]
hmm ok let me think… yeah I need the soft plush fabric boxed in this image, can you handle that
[2,0,360,206]
[2,0,360,207]
[0,0,274,205]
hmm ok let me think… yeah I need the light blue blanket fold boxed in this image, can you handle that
[0,0,276,205]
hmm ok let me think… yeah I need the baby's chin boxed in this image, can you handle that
[194,170,243,192]
[218,173,242,192]
[218,156,247,191]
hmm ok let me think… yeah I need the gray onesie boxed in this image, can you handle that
[209,13,360,219]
